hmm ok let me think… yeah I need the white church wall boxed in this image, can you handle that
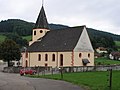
[74,27,94,52]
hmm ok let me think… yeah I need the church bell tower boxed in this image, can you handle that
[29,5,50,45]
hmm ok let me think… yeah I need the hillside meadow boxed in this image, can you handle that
[115,41,120,46]
[115,41,120,51]
[0,34,32,42]
[0,34,6,42]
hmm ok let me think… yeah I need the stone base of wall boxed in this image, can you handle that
[62,65,120,72]
[3,66,52,73]
[3,66,23,73]
[2,65,120,73]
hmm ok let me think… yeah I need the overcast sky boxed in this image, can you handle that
[0,0,120,35]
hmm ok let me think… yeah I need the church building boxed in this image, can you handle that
[22,6,94,68]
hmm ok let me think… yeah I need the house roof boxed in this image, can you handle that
[111,52,120,57]
[33,6,49,29]
[97,47,107,51]
[27,26,85,52]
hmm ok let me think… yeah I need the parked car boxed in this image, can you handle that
[20,68,36,76]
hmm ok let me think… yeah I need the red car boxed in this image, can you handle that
[20,68,36,76]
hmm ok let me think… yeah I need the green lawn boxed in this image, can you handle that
[28,71,120,90]
[95,57,120,65]
[22,35,32,41]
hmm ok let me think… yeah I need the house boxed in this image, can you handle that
[22,6,94,68]
[96,47,107,54]
[94,53,101,58]
[109,52,120,60]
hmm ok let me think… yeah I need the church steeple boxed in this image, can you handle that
[29,5,50,45]
[34,6,49,29]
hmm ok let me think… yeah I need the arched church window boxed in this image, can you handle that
[52,54,55,61]
[38,54,41,61]
[45,54,48,61]
[34,31,36,35]
[88,53,90,58]
[79,53,82,58]
[60,54,63,66]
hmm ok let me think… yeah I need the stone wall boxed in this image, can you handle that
[3,66,52,73]
[2,65,120,73]
[62,65,120,72]
[3,67,23,73]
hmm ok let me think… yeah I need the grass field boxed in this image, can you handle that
[28,71,120,90]
[0,34,6,42]
[95,57,120,65]
[115,41,120,51]
[115,41,120,47]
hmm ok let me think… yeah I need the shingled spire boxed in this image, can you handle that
[34,6,49,29]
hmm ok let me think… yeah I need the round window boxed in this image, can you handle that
[40,30,43,33]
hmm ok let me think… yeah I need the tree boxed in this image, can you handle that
[0,43,2,60]
[5,33,28,47]
[0,39,21,67]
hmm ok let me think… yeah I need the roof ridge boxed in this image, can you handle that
[53,25,85,30]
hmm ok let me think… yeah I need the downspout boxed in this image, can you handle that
[56,52,58,68]
[29,52,30,67]
[23,51,26,74]
[22,53,24,67]
[71,50,74,66]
